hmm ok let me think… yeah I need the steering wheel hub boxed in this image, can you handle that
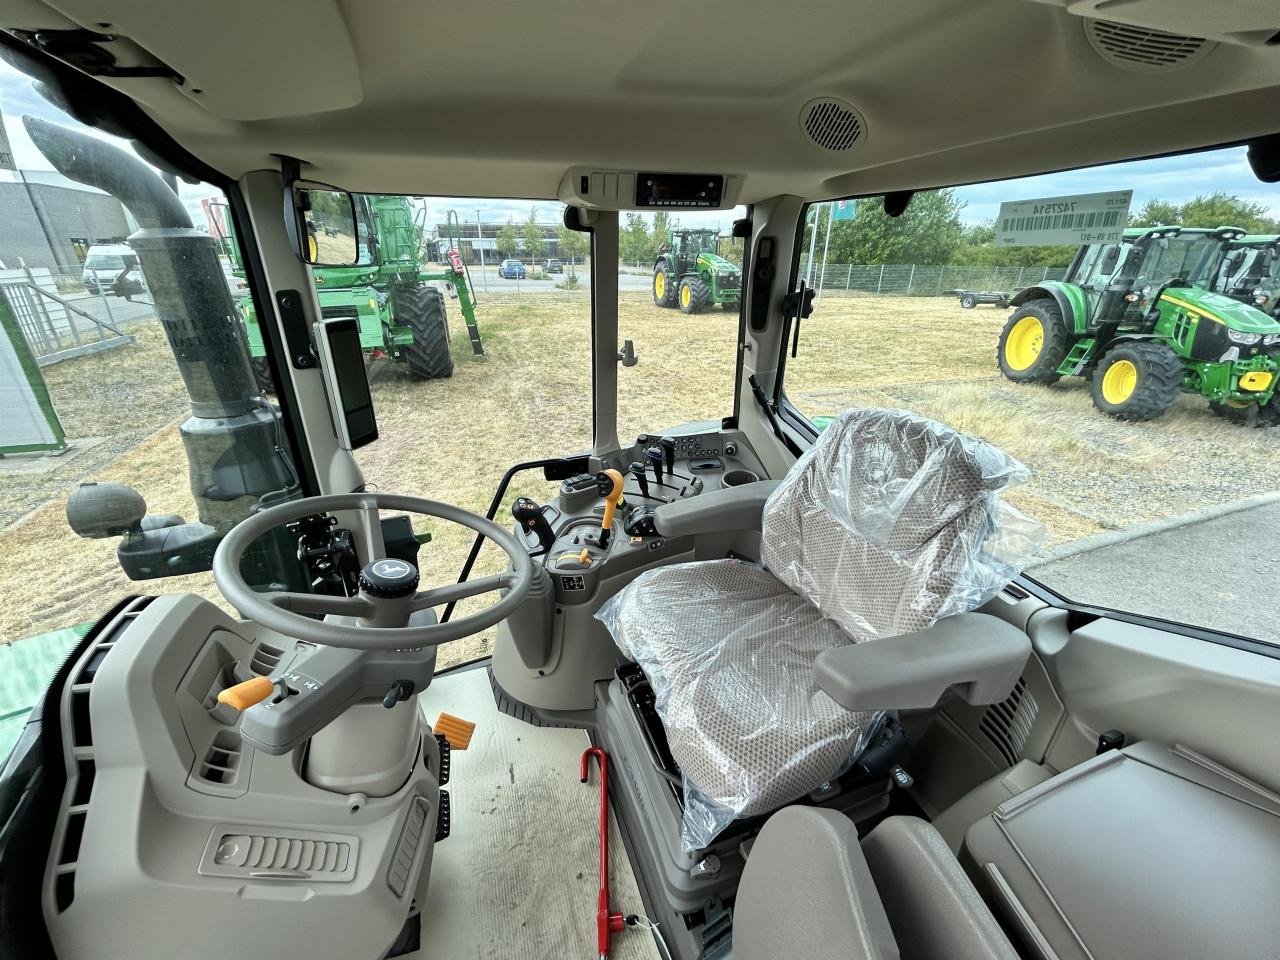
[359,557,420,598]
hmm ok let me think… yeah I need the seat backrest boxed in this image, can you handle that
[762,408,1041,642]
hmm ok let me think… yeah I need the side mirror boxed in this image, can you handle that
[288,181,360,266]
[1099,246,1120,274]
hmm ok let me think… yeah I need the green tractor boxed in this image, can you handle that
[217,196,483,389]
[997,225,1280,426]
[1217,234,1280,320]
[652,227,741,313]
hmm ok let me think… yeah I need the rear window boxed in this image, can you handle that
[85,254,126,270]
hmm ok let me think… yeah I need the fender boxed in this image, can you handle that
[1009,281,1088,335]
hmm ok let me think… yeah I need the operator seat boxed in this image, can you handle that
[597,409,1040,849]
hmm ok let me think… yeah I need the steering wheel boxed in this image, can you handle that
[213,493,532,650]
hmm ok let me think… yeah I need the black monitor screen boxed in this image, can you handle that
[324,319,377,448]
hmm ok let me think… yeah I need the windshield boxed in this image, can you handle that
[782,148,1280,646]
[0,55,301,756]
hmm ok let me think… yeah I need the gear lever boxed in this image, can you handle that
[628,462,650,501]
[511,496,556,552]
[644,446,665,487]
[594,469,625,549]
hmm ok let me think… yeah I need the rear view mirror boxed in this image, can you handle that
[288,181,359,266]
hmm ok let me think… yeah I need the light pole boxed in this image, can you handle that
[475,209,488,293]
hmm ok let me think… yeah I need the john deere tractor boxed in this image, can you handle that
[216,197,483,389]
[1217,234,1280,320]
[652,227,741,313]
[997,226,1280,426]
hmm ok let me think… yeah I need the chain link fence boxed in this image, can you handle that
[800,263,1070,297]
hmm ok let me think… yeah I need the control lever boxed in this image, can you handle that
[644,446,665,487]
[511,496,556,552]
[594,469,625,549]
[628,462,650,500]
[659,436,676,476]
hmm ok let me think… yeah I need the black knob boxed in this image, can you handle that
[645,446,665,486]
[628,461,650,500]
[358,558,419,599]
[511,497,556,550]
[659,437,677,474]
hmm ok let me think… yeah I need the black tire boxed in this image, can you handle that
[1209,395,1280,428]
[399,283,454,380]
[250,356,274,395]
[678,276,711,314]
[653,259,677,307]
[1090,341,1182,421]
[960,294,977,309]
[997,299,1070,385]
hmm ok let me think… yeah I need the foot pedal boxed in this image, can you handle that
[434,712,475,750]
[435,789,451,842]
[434,733,451,786]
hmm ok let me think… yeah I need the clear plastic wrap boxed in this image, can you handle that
[596,408,1045,851]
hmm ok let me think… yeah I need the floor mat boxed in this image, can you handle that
[409,667,660,960]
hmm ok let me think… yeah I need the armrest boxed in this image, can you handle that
[814,612,1030,712]
[653,479,779,538]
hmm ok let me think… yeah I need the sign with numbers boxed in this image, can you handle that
[830,199,857,221]
[996,189,1131,246]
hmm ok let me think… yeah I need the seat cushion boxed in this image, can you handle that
[602,559,879,846]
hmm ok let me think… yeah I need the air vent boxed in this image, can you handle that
[1084,19,1216,72]
[387,797,431,897]
[199,825,359,882]
[799,98,866,153]
[979,677,1038,766]
[250,641,285,676]
[197,731,243,785]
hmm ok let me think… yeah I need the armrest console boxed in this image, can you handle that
[653,479,779,538]
[814,612,1030,711]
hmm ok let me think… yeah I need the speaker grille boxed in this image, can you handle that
[1085,19,1215,72]
[800,98,865,152]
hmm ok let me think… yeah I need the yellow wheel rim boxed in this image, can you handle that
[1004,316,1044,371]
[680,284,691,308]
[654,272,665,299]
[1102,359,1138,404]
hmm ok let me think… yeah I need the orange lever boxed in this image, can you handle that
[217,675,274,711]
[599,468,624,534]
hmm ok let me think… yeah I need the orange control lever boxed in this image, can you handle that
[596,469,624,548]
[216,675,275,711]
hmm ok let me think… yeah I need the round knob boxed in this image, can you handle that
[724,441,738,456]
[358,558,420,598]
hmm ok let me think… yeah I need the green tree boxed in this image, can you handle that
[1131,193,1280,233]
[495,221,519,260]
[523,213,545,261]
[620,213,653,265]
[650,211,672,257]
[817,190,965,265]
[556,223,588,278]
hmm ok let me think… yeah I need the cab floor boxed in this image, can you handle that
[410,665,660,960]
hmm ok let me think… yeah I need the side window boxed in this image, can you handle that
[783,157,1280,645]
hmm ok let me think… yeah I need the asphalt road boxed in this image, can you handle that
[1030,500,1280,645]
[464,265,653,293]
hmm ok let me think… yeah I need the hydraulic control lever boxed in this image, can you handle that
[644,446,665,487]
[594,469,625,549]
[659,436,676,476]
[511,496,556,552]
[628,462,650,500]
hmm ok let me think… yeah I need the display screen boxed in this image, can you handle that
[635,173,724,208]
[324,319,378,448]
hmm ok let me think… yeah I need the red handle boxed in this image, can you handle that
[581,746,625,957]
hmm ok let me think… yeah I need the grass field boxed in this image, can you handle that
[2,290,1276,668]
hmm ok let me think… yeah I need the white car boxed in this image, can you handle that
[81,242,146,298]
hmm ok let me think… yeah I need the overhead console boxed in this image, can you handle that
[558,168,746,211]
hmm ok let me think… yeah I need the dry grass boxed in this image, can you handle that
[2,291,1275,667]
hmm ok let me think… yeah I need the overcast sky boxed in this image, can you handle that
[2,57,1275,232]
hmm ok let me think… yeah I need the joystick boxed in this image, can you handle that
[593,469,625,549]
[628,461,650,500]
[659,436,677,476]
[645,446,665,487]
[511,497,556,552]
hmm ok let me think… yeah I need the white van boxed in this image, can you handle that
[81,243,146,298]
